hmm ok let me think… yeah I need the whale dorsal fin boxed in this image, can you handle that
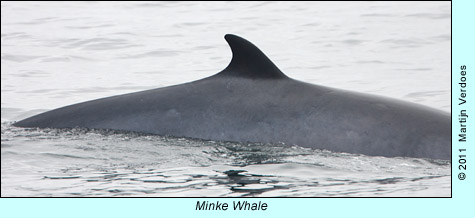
[217,34,288,79]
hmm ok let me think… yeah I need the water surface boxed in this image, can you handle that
[1,2,451,197]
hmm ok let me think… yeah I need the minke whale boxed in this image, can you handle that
[13,34,450,160]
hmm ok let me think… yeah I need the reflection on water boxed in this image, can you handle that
[1,125,450,197]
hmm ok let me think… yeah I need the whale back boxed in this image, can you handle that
[12,34,450,160]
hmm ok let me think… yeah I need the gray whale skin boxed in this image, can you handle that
[14,34,451,160]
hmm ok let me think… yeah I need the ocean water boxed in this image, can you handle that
[1,2,451,197]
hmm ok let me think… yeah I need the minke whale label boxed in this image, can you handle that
[13,34,451,160]
[196,200,268,211]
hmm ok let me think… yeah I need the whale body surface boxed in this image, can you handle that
[14,34,450,160]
